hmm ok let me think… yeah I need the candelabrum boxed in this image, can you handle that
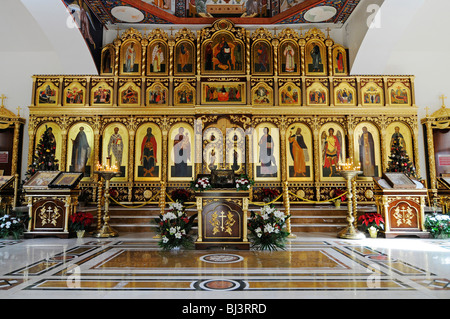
[93,157,120,238]
[337,158,365,239]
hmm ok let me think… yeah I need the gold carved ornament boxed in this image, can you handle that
[209,210,236,236]
[38,203,61,227]
[392,205,416,227]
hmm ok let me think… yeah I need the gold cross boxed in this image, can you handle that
[17,106,21,117]
[169,27,174,36]
[0,94,6,107]
[440,94,447,108]
[425,106,429,117]
[325,27,331,38]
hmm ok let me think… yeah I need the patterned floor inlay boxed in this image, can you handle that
[0,236,449,297]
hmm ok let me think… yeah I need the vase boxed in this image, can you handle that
[77,230,85,238]
[368,226,378,238]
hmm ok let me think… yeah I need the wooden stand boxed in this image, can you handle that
[195,190,250,250]
[374,178,429,238]
[24,188,80,238]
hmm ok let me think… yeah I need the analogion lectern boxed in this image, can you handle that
[195,189,250,250]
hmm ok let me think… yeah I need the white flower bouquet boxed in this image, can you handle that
[235,174,254,191]
[190,176,212,192]
[247,204,290,250]
[0,214,28,239]
[156,201,195,250]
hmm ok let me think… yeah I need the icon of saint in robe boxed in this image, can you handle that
[359,126,376,177]
[173,127,191,177]
[310,44,322,72]
[289,127,309,177]
[322,128,341,177]
[258,127,277,176]
[283,44,296,72]
[108,127,123,167]
[71,126,91,174]
[140,128,158,177]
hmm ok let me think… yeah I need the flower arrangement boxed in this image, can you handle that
[259,188,280,203]
[0,214,28,239]
[235,175,254,191]
[69,211,94,232]
[170,188,191,204]
[424,213,450,239]
[247,205,290,251]
[358,212,384,234]
[190,176,212,191]
[157,201,195,250]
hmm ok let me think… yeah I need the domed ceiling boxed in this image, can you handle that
[71,0,361,26]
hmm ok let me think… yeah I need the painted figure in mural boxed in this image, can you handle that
[213,36,236,71]
[310,44,322,72]
[108,127,124,167]
[390,126,408,154]
[289,127,309,177]
[335,50,344,73]
[71,126,91,173]
[141,127,158,177]
[205,43,213,70]
[323,127,341,177]
[173,127,191,177]
[258,127,277,176]
[124,42,136,72]
[151,44,164,72]
[283,43,296,72]
[359,126,376,177]
[256,43,269,72]
[179,43,191,73]
[93,86,111,104]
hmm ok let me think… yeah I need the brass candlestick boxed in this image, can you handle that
[337,159,365,240]
[93,158,120,238]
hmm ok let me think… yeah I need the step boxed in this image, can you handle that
[85,204,376,233]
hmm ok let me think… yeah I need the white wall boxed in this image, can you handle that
[349,0,450,180]
[0,0,97,180]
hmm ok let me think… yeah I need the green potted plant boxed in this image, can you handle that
[0,214,28,239]
[69,211,94,238]
[358,212,384,238]
[424,213,450,239]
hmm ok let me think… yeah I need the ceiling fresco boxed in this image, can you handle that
[78,0,362,25]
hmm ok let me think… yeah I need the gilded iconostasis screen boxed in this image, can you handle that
[28,19,420,203]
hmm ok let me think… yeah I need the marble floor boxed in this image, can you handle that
[0,232,449,299]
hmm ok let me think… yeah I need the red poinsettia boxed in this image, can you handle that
[259,188,280,202]
[69,211,94,231]
[358,212,384,230]
[334,189,346,201]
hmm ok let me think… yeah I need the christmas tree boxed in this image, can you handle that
[386,134,417,178]
[26,126,59,178]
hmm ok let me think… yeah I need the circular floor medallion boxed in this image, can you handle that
[111,6,144,23]
[304,6,337,22]
[200,253,244,264]
[195,279,247,291]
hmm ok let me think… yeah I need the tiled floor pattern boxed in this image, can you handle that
[0,234,449,298]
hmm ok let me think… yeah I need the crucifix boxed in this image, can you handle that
[425,106,430,117]
[169,27,174,36]
[325,27,331,38]
[0,94,6,107]
[440,94,447,107]
[17,106,22,117]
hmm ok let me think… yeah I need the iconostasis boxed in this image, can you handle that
[28,19,420,204]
